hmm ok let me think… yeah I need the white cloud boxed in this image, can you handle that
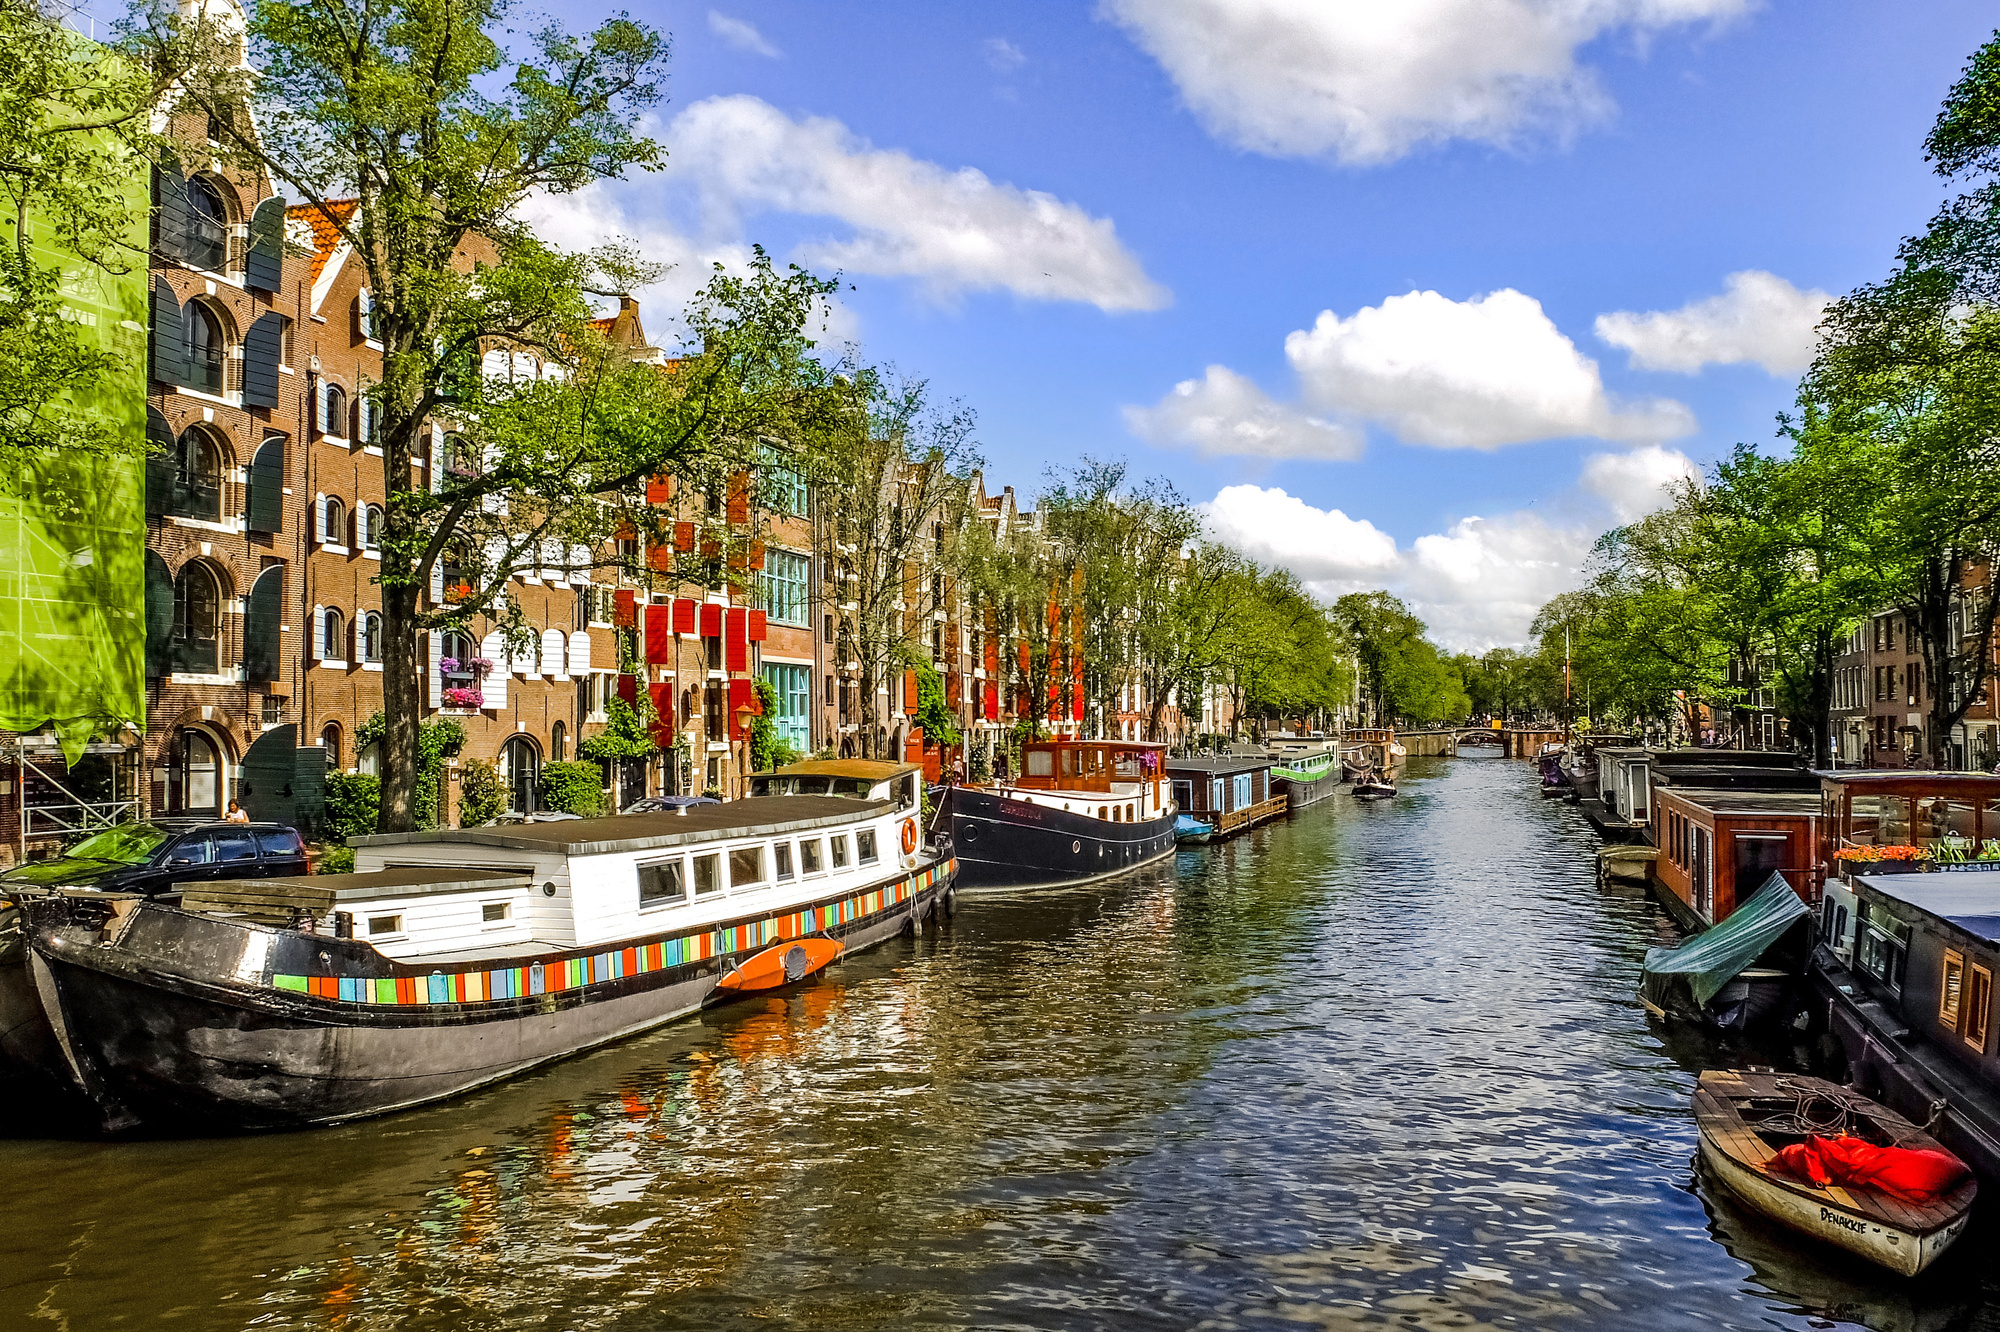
[1201,444,1696,649]
[1284,287,1695,449]
[665,95,1168,311]
[708,11,781,58]
[1123,365,1363,460]
[1200,485,1402,587]
[1101,0,1753,165]
[1579,443,1699,521]
[1594,270,1830,375]
[985,37,1027,71]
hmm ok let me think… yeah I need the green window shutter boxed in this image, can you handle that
[152,161,191,264]
[149,279,186,387]
[145,551,174,678]
[244,565,284,681]
[242,311,282,408]
[145,408,174,517]
[245,198,285,291]
[247,437,284,533]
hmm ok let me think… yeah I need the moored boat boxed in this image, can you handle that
[1694,1069,1975,1277]
[1165,753,1287,841]
[1267,736,1345,809]
[950,739,1175,891]
[1173,814,1215,844]
[1639,872,1811,1031]
[18,767,953,1132]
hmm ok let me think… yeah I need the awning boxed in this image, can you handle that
[1642,872,1810,1006]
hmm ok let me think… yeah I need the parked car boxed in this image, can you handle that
[619,795,720,815]
[480,810,583,826]
[0,821,308,896]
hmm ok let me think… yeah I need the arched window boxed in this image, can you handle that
[183,302,225,394]
[171,560,221,674]
[320,722,341,769]
[359,504,382,550]
[167,727,223,815]
[551,720,566,762]
[322,607,346,662]
[174,429,222,521]
[321,382,348,437]
[500,736,541,814]
[186,177,229,272]
[361,611,382,663]
[321,495,346,546]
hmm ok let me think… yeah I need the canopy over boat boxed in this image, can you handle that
[1643,873,1809,1006]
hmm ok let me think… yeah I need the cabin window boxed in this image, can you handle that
[729,846,763,887]
[857,830,877,864]
[481,902,511,923]
[1847,795,1913,848]
[1061,749,1077,778]
[1967,964,1993,1052]
[639,859,686,905]
[800,840,823,874]
[1820,897,1849,954]
[693,853,722,896]
[1918,797,1978,856]
[1099,806,1109,821]
[897,774,917,809]
[1026,750,1052,778]
[1941,949,1966,1029]
[1126,804,1135,822]
[831,835,850,869]
[775,843,794,880]
[367,914,403,936]
[1857,903,1910,993]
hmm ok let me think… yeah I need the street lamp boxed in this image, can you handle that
[734,702,758,798]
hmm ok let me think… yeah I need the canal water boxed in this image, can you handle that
[3,758,1998,1330]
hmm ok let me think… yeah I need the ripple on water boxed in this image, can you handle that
[4,760,2000,1330]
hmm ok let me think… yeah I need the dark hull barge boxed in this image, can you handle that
[19,780,953,1132]
[952,739,1176,891]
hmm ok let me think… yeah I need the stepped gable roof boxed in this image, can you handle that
[286,199,358,283]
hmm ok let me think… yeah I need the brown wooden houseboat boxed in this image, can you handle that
[1165,755,1286,840]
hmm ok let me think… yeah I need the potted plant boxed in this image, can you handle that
[1834,844,1931,876]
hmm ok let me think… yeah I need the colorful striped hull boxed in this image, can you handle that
[271,860,954,1007]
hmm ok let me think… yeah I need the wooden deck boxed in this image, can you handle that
[1694,1069,1973,1236]
[1204,795,1289,839]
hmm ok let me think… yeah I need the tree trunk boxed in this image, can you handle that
[376,417,423,834]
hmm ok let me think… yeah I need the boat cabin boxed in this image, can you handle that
[349,796,926,960]
[1007,739,1168,818]
[1653,787,1823,928]
[1594,747,1652,824]
[1819,773,2000,888]
[748,759,922,810]
[1165,754,1286,837]
[1840,869,2000,1091]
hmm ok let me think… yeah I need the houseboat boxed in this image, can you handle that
[1266,736,1344,809]
[949,738,1176,891]
[1582,746,1652,841]
[1652,787,1823,931]
[1808,770,2000,1184]
[17,766,954,1131]
[1342,728,1405,780]
[1166,754,1288,840]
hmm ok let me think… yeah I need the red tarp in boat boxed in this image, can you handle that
[1767,1134,1971,1204]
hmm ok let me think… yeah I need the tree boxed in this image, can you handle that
[148,0,839,829]
[1332,592,1465,725]
[815,370,981,757]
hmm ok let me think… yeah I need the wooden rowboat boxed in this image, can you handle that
[1694,1069,1976,1276]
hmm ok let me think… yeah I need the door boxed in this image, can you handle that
[1732,832,1792,899]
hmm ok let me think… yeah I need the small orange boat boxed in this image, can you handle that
[710,936,844,1000]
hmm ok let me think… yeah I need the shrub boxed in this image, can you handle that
[457,759,506,827]
[540,761,607,817]
[323,771,380,841]
[317,843,356,874]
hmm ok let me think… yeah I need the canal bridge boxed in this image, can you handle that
[1398,727,1565,759]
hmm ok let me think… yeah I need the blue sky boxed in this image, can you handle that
[236,0,2000,644]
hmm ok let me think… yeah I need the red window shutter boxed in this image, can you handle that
[726,607,748,672]
[984,682,999,721]
[903,670,917,710]
[644,604,672,664]
[728,677,756,737]
[727,471,750,525]
[749,541,765,570]
[674,521,694,551]
[616,672,638,707]
[699,602,722,638]
[984,639,999,673]
[646,474,673,505]
[648,683,675,746]
[672,597,697,634]
[947,672,962,708]
[1072,681,1085,721]
[647,542,672,572]
[1017,643,1029,674]
[613,590,637,628]
[748,610,767,642]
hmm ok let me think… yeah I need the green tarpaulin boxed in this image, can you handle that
[1642,872,1811,1006]
[0,31,147,764]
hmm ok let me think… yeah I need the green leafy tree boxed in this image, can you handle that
[539,760,606,817]
[1332,592,1465,725]
[322,771,380,841]
[457,759,505,827]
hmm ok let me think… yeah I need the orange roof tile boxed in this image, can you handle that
[287,199,359,284]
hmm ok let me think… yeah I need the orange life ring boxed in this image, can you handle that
[900,819,918,855]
